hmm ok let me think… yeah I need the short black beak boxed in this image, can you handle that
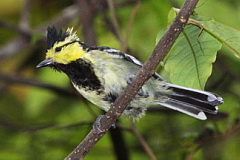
[36,58,53,68]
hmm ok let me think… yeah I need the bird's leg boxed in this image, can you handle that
[127,76,148,97]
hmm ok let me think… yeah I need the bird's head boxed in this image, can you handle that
[37,27,86,68]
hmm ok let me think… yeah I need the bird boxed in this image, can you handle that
[37,26,223,121]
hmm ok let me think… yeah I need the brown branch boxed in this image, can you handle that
[106,0,125,49]
[78,2,130,159]
[19,0,31,32]
[77,0,97,45]
[123,0,141,52]
[65,0,199,159]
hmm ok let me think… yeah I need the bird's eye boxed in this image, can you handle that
[55,47,62,52]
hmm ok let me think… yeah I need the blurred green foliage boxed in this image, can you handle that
[0,0,240,160]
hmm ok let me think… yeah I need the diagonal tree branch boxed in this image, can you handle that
[78,1,130,159]
[65,0,199,159]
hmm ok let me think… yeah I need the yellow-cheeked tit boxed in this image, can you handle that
[37,27,223,120]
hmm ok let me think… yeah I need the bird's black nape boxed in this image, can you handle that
[47,26,69,50]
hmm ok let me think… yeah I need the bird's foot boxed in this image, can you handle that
[127,76,149,97]
[93,115,116,132]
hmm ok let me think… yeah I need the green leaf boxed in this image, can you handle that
[167,8,177,25]
[161,25,222,89]
[190,16,240,58]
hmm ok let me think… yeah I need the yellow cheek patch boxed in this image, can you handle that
[46,42,86,64]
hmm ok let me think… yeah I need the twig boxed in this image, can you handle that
[28,121,93,132]
[65,0,199,159]
[116,0,142,7]
[77,0,97,45]
[0,73,76,97]
[185,145,201,160]
[0,4,80,60]
[97,1,118,39]
[19,0,31,32]
[0,116,92,132]
[131,123,157,160]
[78,2,131,159]
[185,122,240,159]
[106,0,126,50]
[0,20,30,36]
[123,0,141,52]
[195,0,208,8]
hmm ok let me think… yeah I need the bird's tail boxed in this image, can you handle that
[155,82,223,120]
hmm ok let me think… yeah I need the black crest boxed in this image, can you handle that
[47,26,69,49]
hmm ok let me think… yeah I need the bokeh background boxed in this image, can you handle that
[0,0,240,159]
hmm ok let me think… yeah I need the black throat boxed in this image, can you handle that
[53,59,103,92]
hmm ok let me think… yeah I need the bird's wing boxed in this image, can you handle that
[95,46,164,80]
